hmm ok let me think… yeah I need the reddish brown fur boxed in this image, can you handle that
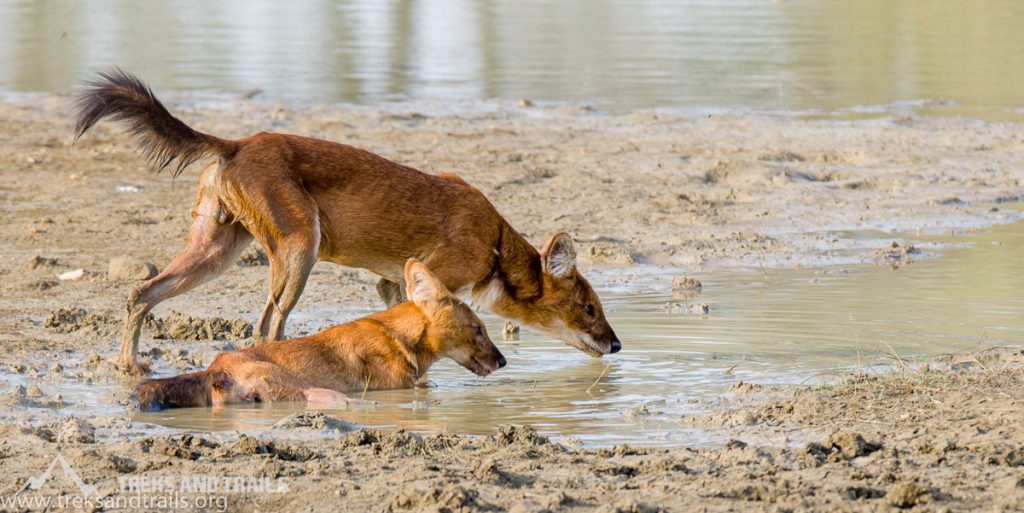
[73,70,620,375]
[135,260,505,411]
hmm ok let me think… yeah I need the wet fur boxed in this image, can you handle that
[134,370,232,410]
[135,261,505,411]
[73,70,619,374]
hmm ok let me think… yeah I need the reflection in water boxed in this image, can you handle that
[126,213,1023,446]
[0,0,1022,117]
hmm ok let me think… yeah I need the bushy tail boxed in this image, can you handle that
[134,370,231,411]
[73,68,238,177]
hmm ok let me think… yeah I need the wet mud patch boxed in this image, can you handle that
[271,412,357,433]
[144,311,252,341]
[42,307,251,341]
[44,307,117,335]
[875,241,925,266]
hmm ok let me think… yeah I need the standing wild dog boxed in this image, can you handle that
[74,69,621,375]
[135,259,506,411]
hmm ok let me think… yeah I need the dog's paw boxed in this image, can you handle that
[110,357,151,376]
[304,388,370,406]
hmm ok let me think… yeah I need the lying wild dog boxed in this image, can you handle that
[135,259,505,411]
[74,69,621,375]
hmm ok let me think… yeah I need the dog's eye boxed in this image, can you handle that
[584,304,595,317]
[475,326,483,337]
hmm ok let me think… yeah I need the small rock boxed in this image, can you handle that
[665,302,710,315]
[517,98,534,108]
[687,303,710,315]
[108,256,158,281]
[886,481,927,508]
[823,430,880,459]
[58,269,84,281]
[233,434,264,455]
[730,381,762,394]
[725,439,748,450]
[272,412,357,432]
[672,276,703,292]
[503,321,520,341]
[21,255,59,270]
[58,417,96,444]
[26,385,43,398]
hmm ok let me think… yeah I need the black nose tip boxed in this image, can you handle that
[610,338,622,353]
[497,355,508,368]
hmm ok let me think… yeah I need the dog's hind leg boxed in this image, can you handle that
[212,354,323,403]
[119,194,251,375]
[255,223,319,343]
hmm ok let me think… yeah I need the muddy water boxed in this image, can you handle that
[124,214,1024,446]
[2,0,1023,118]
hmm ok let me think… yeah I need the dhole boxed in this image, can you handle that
[74,69,621,375]
[135,259,505,411]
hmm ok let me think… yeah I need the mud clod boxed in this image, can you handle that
[150,438,200,460]
[666,302,710,315]
[231,434,316,461]
[421,484,478,513]
[58,417,96,444]
[503,320,521,341]
[272,412,357,432]
[44,307,116,334]
[146,311,252,340]
[822,430,881,459]
[237,244,269,266]
[729,381,763,395]
[671,276,703,292]
[724,439,748,450]
[875,241,923,265]
[21,255,59,270]
[108,256,158,280]
[885,481,928,508]
[492,425,549,447]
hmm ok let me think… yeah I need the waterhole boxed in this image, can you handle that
[116,212,1023,446]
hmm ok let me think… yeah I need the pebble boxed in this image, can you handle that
[58,269,84,281]
[108,256,158,280]
[503,321,521,341]
[886,481,927,508]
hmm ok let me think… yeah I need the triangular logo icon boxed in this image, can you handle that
[15,453,98,498]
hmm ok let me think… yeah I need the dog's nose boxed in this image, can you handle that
[497,355,508,368]
[609,338,622,353]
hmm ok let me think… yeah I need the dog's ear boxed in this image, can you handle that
[404,259,449,307]
[541,232,577,279]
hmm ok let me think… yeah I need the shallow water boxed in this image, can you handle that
[1,0,1023,118]
[115,213,1024,446]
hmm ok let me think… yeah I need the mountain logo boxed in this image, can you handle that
[14,452,98,498]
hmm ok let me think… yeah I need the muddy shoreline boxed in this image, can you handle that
[2,93,1024,511]
[3,349,1023,512]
